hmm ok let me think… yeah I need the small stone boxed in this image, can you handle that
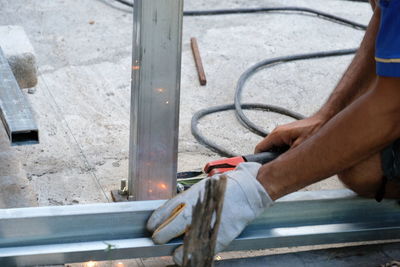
[28,87,36,94]
[112,161,120,167]
[89,20,95,25]
[96,160,106,166]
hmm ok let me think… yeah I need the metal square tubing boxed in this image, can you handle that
[0,47,38,146]
[1,190,400,266]
[129,0,183,200]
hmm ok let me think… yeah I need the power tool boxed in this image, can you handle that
[177,151,283,192]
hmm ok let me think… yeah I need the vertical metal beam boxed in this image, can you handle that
[0,47,38,146]
[129,0,183,200]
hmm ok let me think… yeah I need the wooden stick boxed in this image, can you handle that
[182,175,227,267]
[190,37,207,86]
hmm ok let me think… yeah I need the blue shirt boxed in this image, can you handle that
[375,0,400,77]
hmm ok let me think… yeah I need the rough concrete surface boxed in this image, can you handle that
[0,25,38,88]
[0,127,37,208]
[0,0,385,265]
[215,242,400,267]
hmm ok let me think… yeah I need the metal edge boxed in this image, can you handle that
[0,46,39,146]
[0,189,355,218]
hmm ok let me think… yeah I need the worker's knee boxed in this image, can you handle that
[338,170,377,198]
[337,154,383,198]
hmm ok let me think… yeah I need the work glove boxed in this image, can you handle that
[146,162,274,265]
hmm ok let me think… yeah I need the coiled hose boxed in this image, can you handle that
[190,10,367,157]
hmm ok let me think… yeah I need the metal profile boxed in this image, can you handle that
[1,190,400,266]
[0,47,38,146]
[128,0,183,200]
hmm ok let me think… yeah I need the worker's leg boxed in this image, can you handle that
[338,147,400,199]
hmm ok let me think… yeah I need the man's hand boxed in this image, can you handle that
[254,114,327,153]
[146,162,273,266]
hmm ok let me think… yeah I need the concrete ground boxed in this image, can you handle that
[0,0,383,266]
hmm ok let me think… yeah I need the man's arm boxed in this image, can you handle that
[257,76,400,200]
[255,6,381,152]
[316,5,380,121]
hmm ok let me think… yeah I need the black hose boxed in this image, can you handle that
[184,7,367,30]
[109,2,368,31]
[192,48,360,156]
[189,11,367,156]
[234,49,358,137]
[112,0,133,7]
[191,104,304,157]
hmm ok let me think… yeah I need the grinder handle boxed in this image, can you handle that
[243,151,282,165]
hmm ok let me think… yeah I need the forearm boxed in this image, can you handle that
[258,77,400,200]
[316,7,380,121]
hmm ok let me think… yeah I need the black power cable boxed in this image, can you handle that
[190,16,367,156]
[113,0,133,7]
[191,103,305,157]
[192,49,358,157]
[233,49,358,138]
[110,1,368,31]
[192,49,360,157]
[184,8,366,30]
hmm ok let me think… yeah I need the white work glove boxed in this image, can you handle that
[146,162,273,265]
